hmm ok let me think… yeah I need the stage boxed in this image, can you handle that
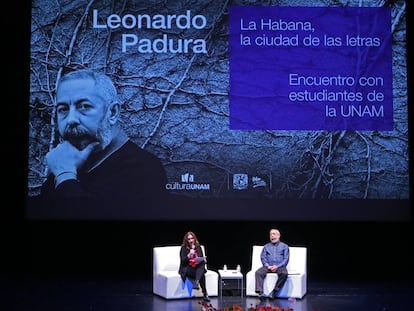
[4,276,414,311]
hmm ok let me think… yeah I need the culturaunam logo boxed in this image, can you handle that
[166,172,210,191]
[181,173,194,183]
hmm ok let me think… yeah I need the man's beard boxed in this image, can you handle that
[62,118,112,151]
[97,118,112,149]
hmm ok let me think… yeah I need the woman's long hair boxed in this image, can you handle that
[182,231,201,249]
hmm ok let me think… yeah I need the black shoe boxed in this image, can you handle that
[258,293,266,301]
[194,281,200,289]
[203,294,210,302]
[190,279,199,289]
[270,289,279,299]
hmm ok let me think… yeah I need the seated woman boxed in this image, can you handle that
[178,231,210,302]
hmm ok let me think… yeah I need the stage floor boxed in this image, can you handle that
[4,277,414,311]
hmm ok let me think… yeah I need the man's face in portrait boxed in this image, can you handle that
[56,77,113,150]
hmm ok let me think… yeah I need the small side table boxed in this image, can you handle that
[218,269,243,297]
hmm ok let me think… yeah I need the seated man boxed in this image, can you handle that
[255,228,289,300]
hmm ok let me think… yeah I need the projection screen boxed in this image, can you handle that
[26,0,410,221]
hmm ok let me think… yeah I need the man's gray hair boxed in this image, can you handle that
[58,69,119,106]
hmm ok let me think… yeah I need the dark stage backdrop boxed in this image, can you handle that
[25,0,411,221]
[18,220,414,282]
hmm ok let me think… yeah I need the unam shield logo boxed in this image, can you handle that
[233,173,248,190]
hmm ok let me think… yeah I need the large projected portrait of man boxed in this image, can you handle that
[28,69,168,219]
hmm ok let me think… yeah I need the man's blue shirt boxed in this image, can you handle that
[260,241,290,268]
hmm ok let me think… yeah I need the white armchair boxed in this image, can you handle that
[153,245,219,299]
[245,245,307,299]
